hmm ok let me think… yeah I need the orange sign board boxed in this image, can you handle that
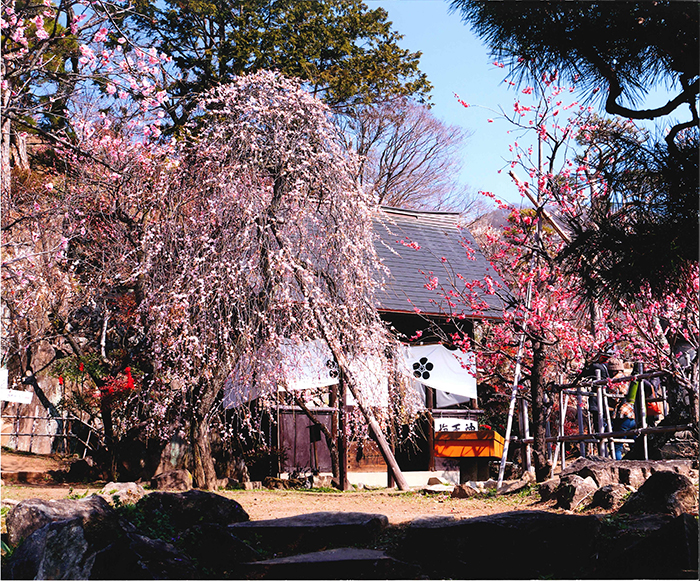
[434,430,505,458]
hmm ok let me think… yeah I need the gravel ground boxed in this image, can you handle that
[1,449,573,526]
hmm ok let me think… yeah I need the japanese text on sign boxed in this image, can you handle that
[434,418,478,432]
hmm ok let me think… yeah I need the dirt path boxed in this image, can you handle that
[1,449,578,525]
[1,483,566,525]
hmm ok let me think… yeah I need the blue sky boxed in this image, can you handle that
[367,0,531,206]
[367,0,684,209]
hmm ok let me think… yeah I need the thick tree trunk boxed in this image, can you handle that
[99,399,118,481]
[190,380,220,490]
[191,415,218,490]
[1,90,12,197]
[530,339,551,482]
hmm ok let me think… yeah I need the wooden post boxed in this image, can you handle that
[595,369,606,457]
[576,384,586,457]
[29,405,38,453]
[518,397,532,474]
[550,388,564,478]
[596,385,606,457]
[387,422,396,489]
[561,393,569,471]
[637,363,648,460]
[13,403,20,449]
[338,378,349,491]
[426,387,435,471]
[604,387,615,458]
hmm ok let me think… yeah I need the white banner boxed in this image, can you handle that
[223,341,478,408]
[405,344,477,399]
[279,339,340,391]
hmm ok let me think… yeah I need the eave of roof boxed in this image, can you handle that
[373,206,509,320]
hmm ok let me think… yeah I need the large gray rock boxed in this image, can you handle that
[589,483,634,510]
[134,490,249,534]
[150,469,192,491]
[399,510,601,579]
[6,496,115,546]
[451,484,479,498]
[4,518,93,580]
[240,547,419,580]
[619,470,698,516]
[537,478,559,501]
[98,482,146,506]
[621,513,698,579]
[563,456,620,487]
[555,474,598,510]
[561,457,695,487]
[229,511,388,555]
[4,513,198,580]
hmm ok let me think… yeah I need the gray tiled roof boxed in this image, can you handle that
[373,207,509,319]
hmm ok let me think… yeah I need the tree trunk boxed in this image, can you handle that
[191,414,218,490]
[530,339,551,482]
[99,399,118,481]
[1,84,12,197]
[190,380,219,490]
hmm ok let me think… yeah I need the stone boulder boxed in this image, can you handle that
[5,496,115,546]
[563,456,620,487]
[496,475,534,496]
[4,518,95,580]
[262,476,307,490]
[561,457,695,488]
[618,470,698,516]
[555,474,598,510]
[537,478,559,501]
[98,482,146,506]
[451,484,479,499]
[134,489,249,534]
[4,515,198,581]
[150,469,192,491]
[589,483,633,510]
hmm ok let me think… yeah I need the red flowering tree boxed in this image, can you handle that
[436,71,698,479]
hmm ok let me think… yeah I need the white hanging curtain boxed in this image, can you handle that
[404,344,477,399]
[278,339,340,391]
[223,340,477,409]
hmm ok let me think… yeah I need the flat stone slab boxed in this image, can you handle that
[400,510,602,579]
[229,511,388,555]
[420,483,454,494]
[240,547,418,579]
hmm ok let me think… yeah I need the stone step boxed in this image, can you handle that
[239,547,419,579]
[229,511,388,555]
[0,471,57,485]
